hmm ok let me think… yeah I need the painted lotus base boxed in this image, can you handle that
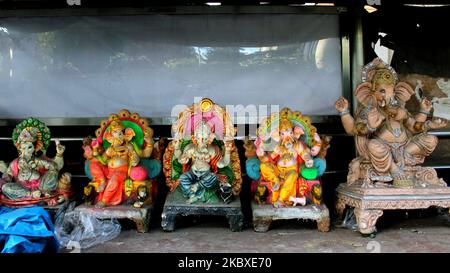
[0,193,65,208]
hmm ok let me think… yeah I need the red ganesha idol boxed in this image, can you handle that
[82,110,161,208]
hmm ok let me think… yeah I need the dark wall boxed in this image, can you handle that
[361,4,450,185]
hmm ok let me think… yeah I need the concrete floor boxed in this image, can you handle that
[81,212,450,253]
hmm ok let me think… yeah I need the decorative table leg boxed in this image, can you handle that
[161,212,177,231]
[227,213,244,232]
[317,216,330,232]
[253,217,272,232]
[316,205,330,232]
[132,217,149,233]
[335,197,346,219]
[354,208,383,236]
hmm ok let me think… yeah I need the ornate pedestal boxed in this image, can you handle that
[251,202,330,232]
[336,182,450,235]
[74,204,153,233]
[161,189,244,232]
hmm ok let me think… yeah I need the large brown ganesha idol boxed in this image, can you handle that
[335,58,447,188]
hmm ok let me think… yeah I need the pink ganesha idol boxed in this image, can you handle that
[0,118,73,207]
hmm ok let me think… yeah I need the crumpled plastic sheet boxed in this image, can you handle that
[0,206,59,253]
[54,202,121,251]
[342,208,358,231]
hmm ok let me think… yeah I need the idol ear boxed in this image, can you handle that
[104,131,114,143]
[270,130,280,142]
[394,82,414,103]
[355,82,376,107]
[293,126,304,139]
[124,128,136,142]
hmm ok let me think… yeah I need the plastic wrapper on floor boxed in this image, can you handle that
[54,204,121,251]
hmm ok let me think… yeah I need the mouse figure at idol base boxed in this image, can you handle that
[244,108,332,232]
[334,58,450,236]
[0,118,73,207]
[161,98,243,232]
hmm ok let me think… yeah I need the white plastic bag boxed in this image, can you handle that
[341,208,358,231]
[54,203,121,250]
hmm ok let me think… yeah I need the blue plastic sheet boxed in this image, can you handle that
[0,206,59,253]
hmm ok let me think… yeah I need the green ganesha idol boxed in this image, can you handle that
[163,98,242,204]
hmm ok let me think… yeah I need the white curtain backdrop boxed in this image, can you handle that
[0,14,342,119]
